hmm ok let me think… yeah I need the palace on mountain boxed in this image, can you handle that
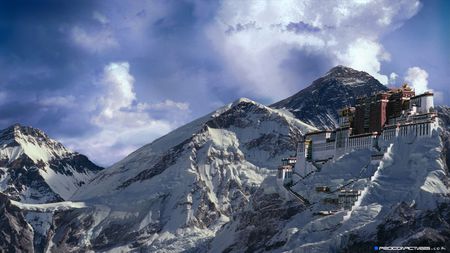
[278,84,439,185]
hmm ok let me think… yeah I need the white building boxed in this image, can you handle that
[294,91,438,177]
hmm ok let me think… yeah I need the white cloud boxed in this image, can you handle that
[93,11,109,25]
[39,95,76,108]
[71,26,118,52]
[137,99,190,111]
[405,66,429,94]
[207,0,421,100]
[338,38,390,84]
[389,72,398,85]
[63,62,190,165]
[93,62,136,122]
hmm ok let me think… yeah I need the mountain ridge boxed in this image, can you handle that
[0,123,103,203]
[0,66,448,253]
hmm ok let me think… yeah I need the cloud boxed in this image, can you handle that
[71,26,118,52]
[338,38,391,84]
[61,62,190,165]
[207,0,421,100]
[39,95,76,108]
[93,62,136,122]
[93,11,109,24]
[389,72,398,85]
[0,0,430,166]
[137,99,190,111]
[434,91,444,104]
[405,66,429,93]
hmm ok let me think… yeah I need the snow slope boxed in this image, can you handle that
[212,127,450,252]
[1,66,448,253]
[0,124,103,203]
[35,98,316,252]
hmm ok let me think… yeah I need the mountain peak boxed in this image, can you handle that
[271,65,388,129]
[323,65,374,84]
[326,65,358,74]
[232,97,256,105]
[0,124,72,165]
[0,124,103,202]
[1,123,49,142]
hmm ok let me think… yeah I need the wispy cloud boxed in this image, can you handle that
[93,11,109,25]
[71,26,118,53]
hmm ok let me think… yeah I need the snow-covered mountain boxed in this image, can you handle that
[0,124,103,203]
[0,98,314,252]
[1,66,448,253]
[271,66,388,129]
[211,131,450,252]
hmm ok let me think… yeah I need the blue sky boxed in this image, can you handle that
[0,0,448,165]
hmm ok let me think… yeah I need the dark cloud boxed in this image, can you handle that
[225,22,260,34]
[286,21,321,33]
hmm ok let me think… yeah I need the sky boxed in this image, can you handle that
[0,0,448,166]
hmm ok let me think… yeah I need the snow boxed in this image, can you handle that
[10,200,87,212]
[4,94,446,252]
[272,129,448,252]
[39,165,95,200]
[0,125,101,203]
[25,212,53,240]
[0,126,71,164]
[212,126,449,252]
[0,167,10,191]
[53,97,316,251]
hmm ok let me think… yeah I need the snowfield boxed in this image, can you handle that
[213,127,450,253]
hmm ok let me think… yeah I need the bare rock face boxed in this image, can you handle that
[0,193,34,253]
[271,66,388,129]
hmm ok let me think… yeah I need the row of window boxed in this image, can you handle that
[399,123,430,136]
[383,123,432,140]
[312,141,336,152]
[383,129,396,140]
[348,136,374,148]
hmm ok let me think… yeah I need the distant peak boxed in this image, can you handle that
[326,65,364,76]
[232,97,256,105]
[0,123,53,145]
[321,66,378,86]
[329,65,350,71]
[0,124,72,163]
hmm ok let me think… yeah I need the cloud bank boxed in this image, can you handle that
[207,0,421,100]
[2,0,444,165]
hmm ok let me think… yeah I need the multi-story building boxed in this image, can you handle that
[286,86,438,179]
[354,84,415,134]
